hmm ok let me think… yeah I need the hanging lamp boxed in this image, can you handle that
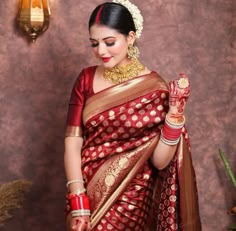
[17,0,51,42]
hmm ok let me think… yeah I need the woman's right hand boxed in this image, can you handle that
[66,215,91,231]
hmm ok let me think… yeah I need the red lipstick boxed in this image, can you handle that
[102,57,111,63]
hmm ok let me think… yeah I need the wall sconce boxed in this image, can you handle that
[17,0,51,42]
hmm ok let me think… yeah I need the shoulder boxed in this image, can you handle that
[74,65,97,83]
[149,71,169,91]
[72,66,97,95]
[82,65,98,74]
[154,72,168,85]
[143,66,168,87]
[78,65,97,78]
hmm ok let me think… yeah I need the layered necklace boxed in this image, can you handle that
[103,58,145,84]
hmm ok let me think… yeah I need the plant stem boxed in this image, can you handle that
[219,149,236,188]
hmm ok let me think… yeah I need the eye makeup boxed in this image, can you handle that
[90,37,116,48]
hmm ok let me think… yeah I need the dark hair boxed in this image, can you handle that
[88,2,136,36]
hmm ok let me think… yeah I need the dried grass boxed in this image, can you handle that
[0,179,32,225]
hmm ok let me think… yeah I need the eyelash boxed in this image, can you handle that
[91,42,115,47]
[106,42,115,47]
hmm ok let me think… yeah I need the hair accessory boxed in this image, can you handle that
[112,0,143,39]
[104,58,145,84]
[66,179,84,188]
[127,44,140,59]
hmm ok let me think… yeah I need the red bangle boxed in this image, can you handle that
[67,193,90,211]
[160,115,185,145]
[162,121,182,141]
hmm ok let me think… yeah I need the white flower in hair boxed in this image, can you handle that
[112,0,144,39]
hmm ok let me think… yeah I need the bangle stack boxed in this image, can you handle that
[160,115,185,145]
[65,179,90,218]
[67,193,91,217]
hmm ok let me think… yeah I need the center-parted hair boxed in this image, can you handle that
[88,2,136,36]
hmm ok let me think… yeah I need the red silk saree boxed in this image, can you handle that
[66,67,201,231]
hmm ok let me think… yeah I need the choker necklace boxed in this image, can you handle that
[103,58,145,84]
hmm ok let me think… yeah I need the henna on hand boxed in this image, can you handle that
[67,215,91,231]
[168,73,190,122]
[73,216,91,231]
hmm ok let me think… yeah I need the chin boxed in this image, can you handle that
[102,62,116,69]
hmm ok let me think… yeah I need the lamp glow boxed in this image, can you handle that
[17,0,51,42]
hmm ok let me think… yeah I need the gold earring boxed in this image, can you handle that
[127,44,140,59]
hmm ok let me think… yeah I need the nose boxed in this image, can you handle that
[97,44,106,56]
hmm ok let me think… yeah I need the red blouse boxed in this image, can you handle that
[66,66,97,136]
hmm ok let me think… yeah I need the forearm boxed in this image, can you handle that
[151,141,177,170]
[64,137,91,230]
[151,112,185,170]
[64,137,84,192]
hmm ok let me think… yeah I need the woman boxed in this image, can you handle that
[64,1,201,231]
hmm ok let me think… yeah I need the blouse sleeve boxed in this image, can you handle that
[65,69,86,137]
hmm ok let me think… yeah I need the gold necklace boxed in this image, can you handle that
[103,58,145,84]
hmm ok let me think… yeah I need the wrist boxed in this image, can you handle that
[66,192,91,218]
[166,113,185,124]
[160,114,185,146]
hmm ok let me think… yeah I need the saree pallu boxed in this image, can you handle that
[81,73,201,231]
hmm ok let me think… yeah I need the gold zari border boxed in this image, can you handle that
[83,73,168,124]
[65,126,83,137]
[177,136,202,230]
[89,136,159,229]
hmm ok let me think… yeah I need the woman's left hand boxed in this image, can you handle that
[168,73,190,120]
[67,215,91,231]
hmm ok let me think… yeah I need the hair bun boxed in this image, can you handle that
[112,0,143,39]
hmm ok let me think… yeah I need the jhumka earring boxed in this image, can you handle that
[127,44,140,59]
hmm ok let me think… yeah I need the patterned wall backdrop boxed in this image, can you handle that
[0,0,235,230]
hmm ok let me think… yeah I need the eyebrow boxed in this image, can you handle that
[89,36,116,42]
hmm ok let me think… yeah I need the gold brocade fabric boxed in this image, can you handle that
[76,73,201,230]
